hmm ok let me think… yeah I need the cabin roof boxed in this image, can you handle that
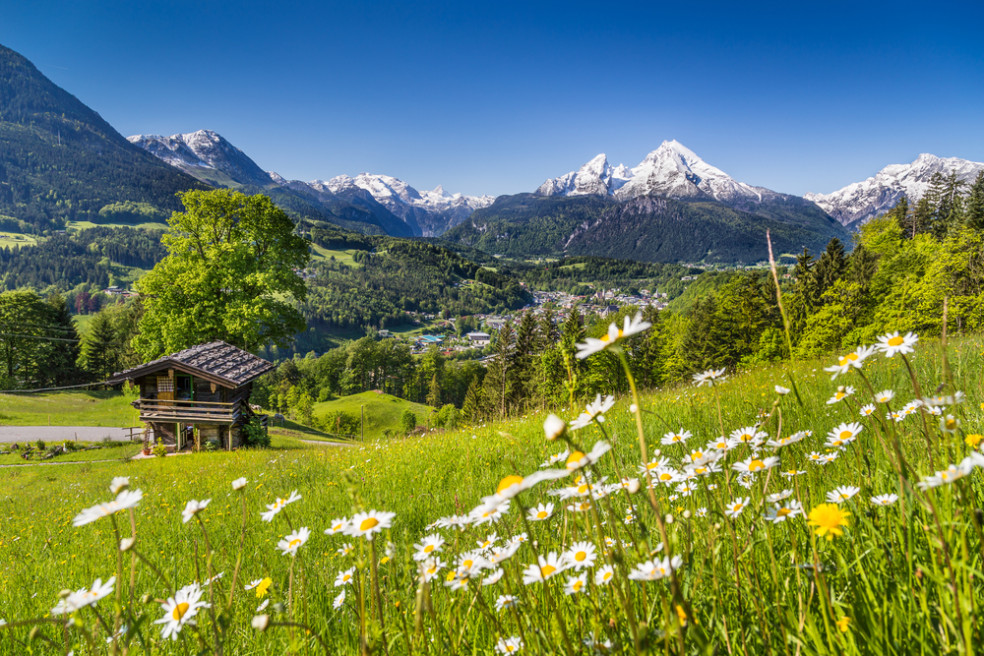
[107,341,274,388]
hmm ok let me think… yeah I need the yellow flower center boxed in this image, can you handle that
[541,565,556,577]
[359,517,380,532]
[536,511,548,519]
[572,580,583,592]
[575,551,587,562]
[577,483,589,494]
[887,335,904,347]
[659,472,673,481]
[603,571,612,580]
[838,353,859,366]
[835,392,845,400]
[446,572,456,582]
[172,602,190,621]
[288,538,301,549]
[497,475,524,495]
[945,419,957,430]
[256,578,272,597]
[777,508,791,517]
[691,452,703,461]
[748,459,765,472]
[424,544,435,553]
[839,430,852,440]
[566,452,585,468]
[732,504,742,512]
[462,559,473,569]
[506,647,515,653]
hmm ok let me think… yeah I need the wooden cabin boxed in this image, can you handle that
[107,341,274,451]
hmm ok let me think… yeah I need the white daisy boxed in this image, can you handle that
[693,368,727,387]
[876,331,918,358]
[594,564,615,585]
[724,497,750,519]
[824,345,876,379]
[413,534,445,561]
[155,583,210,641]
[871,494,899,506]
[527,502,555,522]
[334,567,356,587]
[260,490,301,522]
[575,312,651,359]
[564,541,597,570]
[181,499,211,524]
[495,636,524,654]
[627,555,683,581]
[346,510,395,541]
[277,527,310,557]
[563,573,588,595]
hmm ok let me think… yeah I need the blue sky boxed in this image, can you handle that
[2,0,982,197]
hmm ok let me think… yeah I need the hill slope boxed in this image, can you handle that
[312,391,434,438]
[0,44,206,230]
[444,192,848,263]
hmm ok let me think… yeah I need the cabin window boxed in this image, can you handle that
[176,375,194,401]
[157,376,174,393]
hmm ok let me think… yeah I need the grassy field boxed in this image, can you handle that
[0,441,142,466]
[65,220,169,232]
[310,244,364,268]
[0,231,37,249]
[312,390,435,438]
[0,390,139,427]
[0,335,983,654]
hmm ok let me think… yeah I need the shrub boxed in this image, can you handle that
[151,439,167,458]
[240,418,270,449]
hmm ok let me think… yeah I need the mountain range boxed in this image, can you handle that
[2,42,982,265]
[805,154,984,226]
[128,130,492,237]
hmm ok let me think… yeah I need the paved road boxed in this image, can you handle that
[0,426,136,443]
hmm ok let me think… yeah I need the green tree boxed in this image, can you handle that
[426,373,442,407]
[76,310,120,380]
[400,409,417,435]
[461,376,483,422]
[133,190,310,358]
[965,171,984,231]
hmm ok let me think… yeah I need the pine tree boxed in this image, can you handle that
[426,373,442,407]
[77,311,119,380]
[461,376,483,422]
[481,323,514,418]
[889,196,909,237]
[508,311,538,409]
[965,171,984,231]
[813,238,848,298]
[909,196,934,237]
[632,304,665,388]
[43,293,80,386]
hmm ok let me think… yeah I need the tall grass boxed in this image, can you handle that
[0,335,982,654]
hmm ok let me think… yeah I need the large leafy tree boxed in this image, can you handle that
[134,190,310,358]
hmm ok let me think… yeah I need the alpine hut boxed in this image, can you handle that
[107,341,273,451]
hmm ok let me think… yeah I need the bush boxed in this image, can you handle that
[240,418,270,449]
[35,439,45,450]
[152,439,167,458]
[400,409,416,435]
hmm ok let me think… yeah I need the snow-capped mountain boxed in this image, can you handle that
[536,154,631,197]
[316,173,493,236]
[127,130,273,188]
[804,154,984,226]
[130,129,490,236]
[537,140,782,205]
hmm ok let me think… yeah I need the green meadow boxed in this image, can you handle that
[312,390,435,438]
[0,336,982,654]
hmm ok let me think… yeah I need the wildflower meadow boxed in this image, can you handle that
[2,321,984,655]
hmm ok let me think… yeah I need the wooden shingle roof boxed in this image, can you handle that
[107,341,274,388]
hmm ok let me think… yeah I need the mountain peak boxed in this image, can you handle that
[805,152,984,226]
[128,129,273,188]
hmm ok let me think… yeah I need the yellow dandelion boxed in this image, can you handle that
[807,504,850,540]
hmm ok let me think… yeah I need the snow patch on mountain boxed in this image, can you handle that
[537,140,779,205]
[318,173,493,235]
[128,129,272,187]
[804,153,984,226]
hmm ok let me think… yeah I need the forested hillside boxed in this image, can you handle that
[445,192,849,263]
[0,45,205,230]
[302,231,530,334]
